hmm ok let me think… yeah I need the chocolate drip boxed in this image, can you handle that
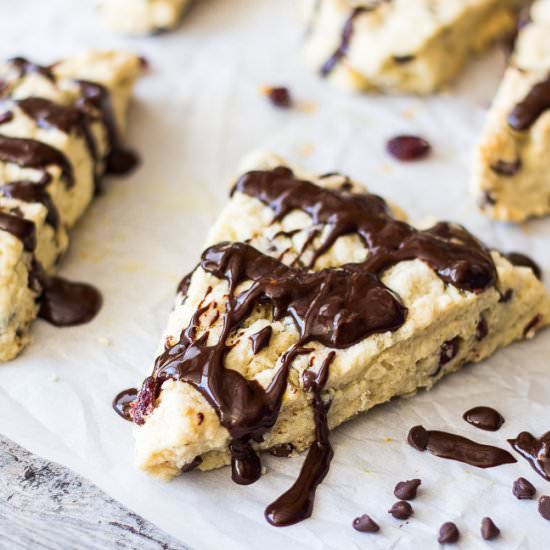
[0,209,36,250]
[134,167,498,526]
[508,431,550,481]
[320,8,367,77]
[504,252,542,280]
[113,388,138,421]
[77,81,138,176]
[250,326,272,355]
[408,425,516,468]
[463,406,504,431]
[0,135,74,187]
[36,271,102,327]
[265,352,335,526]
[508,75,550,131]
[2,180,59,229]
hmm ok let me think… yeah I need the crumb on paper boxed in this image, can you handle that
[97,336,111,347]
[48,373,59,382]
[385,437,392,442]
[299,101,317,114]
[401,108,416,120]
[297,143,314,158]
[381,163,392,174]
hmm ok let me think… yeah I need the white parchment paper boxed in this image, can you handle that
[0,1,549,548]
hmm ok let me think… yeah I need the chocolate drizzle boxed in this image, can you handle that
[135,167,498,525]
[320,8,367,77]
[504,252,542,280]
[508,75,550,131]
[508,431,550,481]
[0,209,36,250]
[0,135,74,187]
[408,425,516,468]
[113,388,138,421]
[250,326,272,355]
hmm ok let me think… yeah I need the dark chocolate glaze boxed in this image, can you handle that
[408,425,516,468]
[181,456,203,473]
[134,167,498,525]
[0,135,74,187]
[504,252,542,280]
[250,326,272,355]
[37,272,102,327]
[2,180,60,229]
[463,406,504,432]
[77,80,139,176]
[320,7,367,76]
[508,431,550,481]
[265,352,335,526]
[0,209,36,250]
[508,75,550,130]
[113,388,138,421]
[0,110,13,124]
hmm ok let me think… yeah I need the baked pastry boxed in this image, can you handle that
[97,0,190,35]
[0,51,143,361]
[302,0,523,94]
[130,153,549,525]
[472,0,550,221]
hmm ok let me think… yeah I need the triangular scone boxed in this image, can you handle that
[472,0,550,221]
[302,0,522,94]
[0,51,143,360]
[133,153,550,483]
[97,0,190,35]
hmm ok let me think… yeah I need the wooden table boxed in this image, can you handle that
[0,435,188,550]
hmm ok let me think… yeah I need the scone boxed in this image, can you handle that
[302,0,523,94]
[472,0,550,222]
[130,153,549,524]
[97,0,191,35]
[0,51,143,361]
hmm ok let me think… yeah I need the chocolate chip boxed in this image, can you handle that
[386,135,431,161]
[481,517,500,540]
[438,522,460,544]
[408,425,428,451]
[393,54,415,64]
[513,477,536,500]
[394,479,421,500]
[524,314,542,338]
[181,456,202,473]
[481,191,497,206]
[388,500,413,520]
[352,514,380,533]
[269,443,294,457]
[0,110,13,124]
[439,337,460,367]
[504,252,542,280]
[490,158,521,176]
[539,496,550,520]
[266,87,292,108]
[196,412,204,425]
[475,318,488,341]
[499,289,513,303]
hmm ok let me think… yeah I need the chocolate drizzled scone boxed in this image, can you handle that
[97,0,191,35]
[472,0,550,221]
[302,0,523,94]
[130,152,549,524]
[0,51,143,360]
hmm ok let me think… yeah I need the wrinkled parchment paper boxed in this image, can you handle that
[0,1,549,548]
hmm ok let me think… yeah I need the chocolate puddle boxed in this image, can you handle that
[508,431,550,481]
[463,406,505,431]
[408,425,516,468]
[132,167,499,525]
[113,388,138,421]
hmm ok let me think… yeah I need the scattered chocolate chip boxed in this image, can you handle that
[394,479,421,500]
[269,443,294,458]
[539,496,550,520]
[481,517,500,540]
[352,514,380,533]
[0,110,13,124]
[386,135,431,161]
[512,477,536,499]
[504,252,542,280]
[407,425,428,451]
[462,406,504,431]
[490,158,521,176]
[265,87,292,108]
[393,54,415,64]
[438,522,460,544]
[475,318,488,341]
[388,500,413,520]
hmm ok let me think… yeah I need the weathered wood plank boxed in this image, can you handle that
[0,435,188,550]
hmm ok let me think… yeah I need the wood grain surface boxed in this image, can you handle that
[0,435,188,550]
